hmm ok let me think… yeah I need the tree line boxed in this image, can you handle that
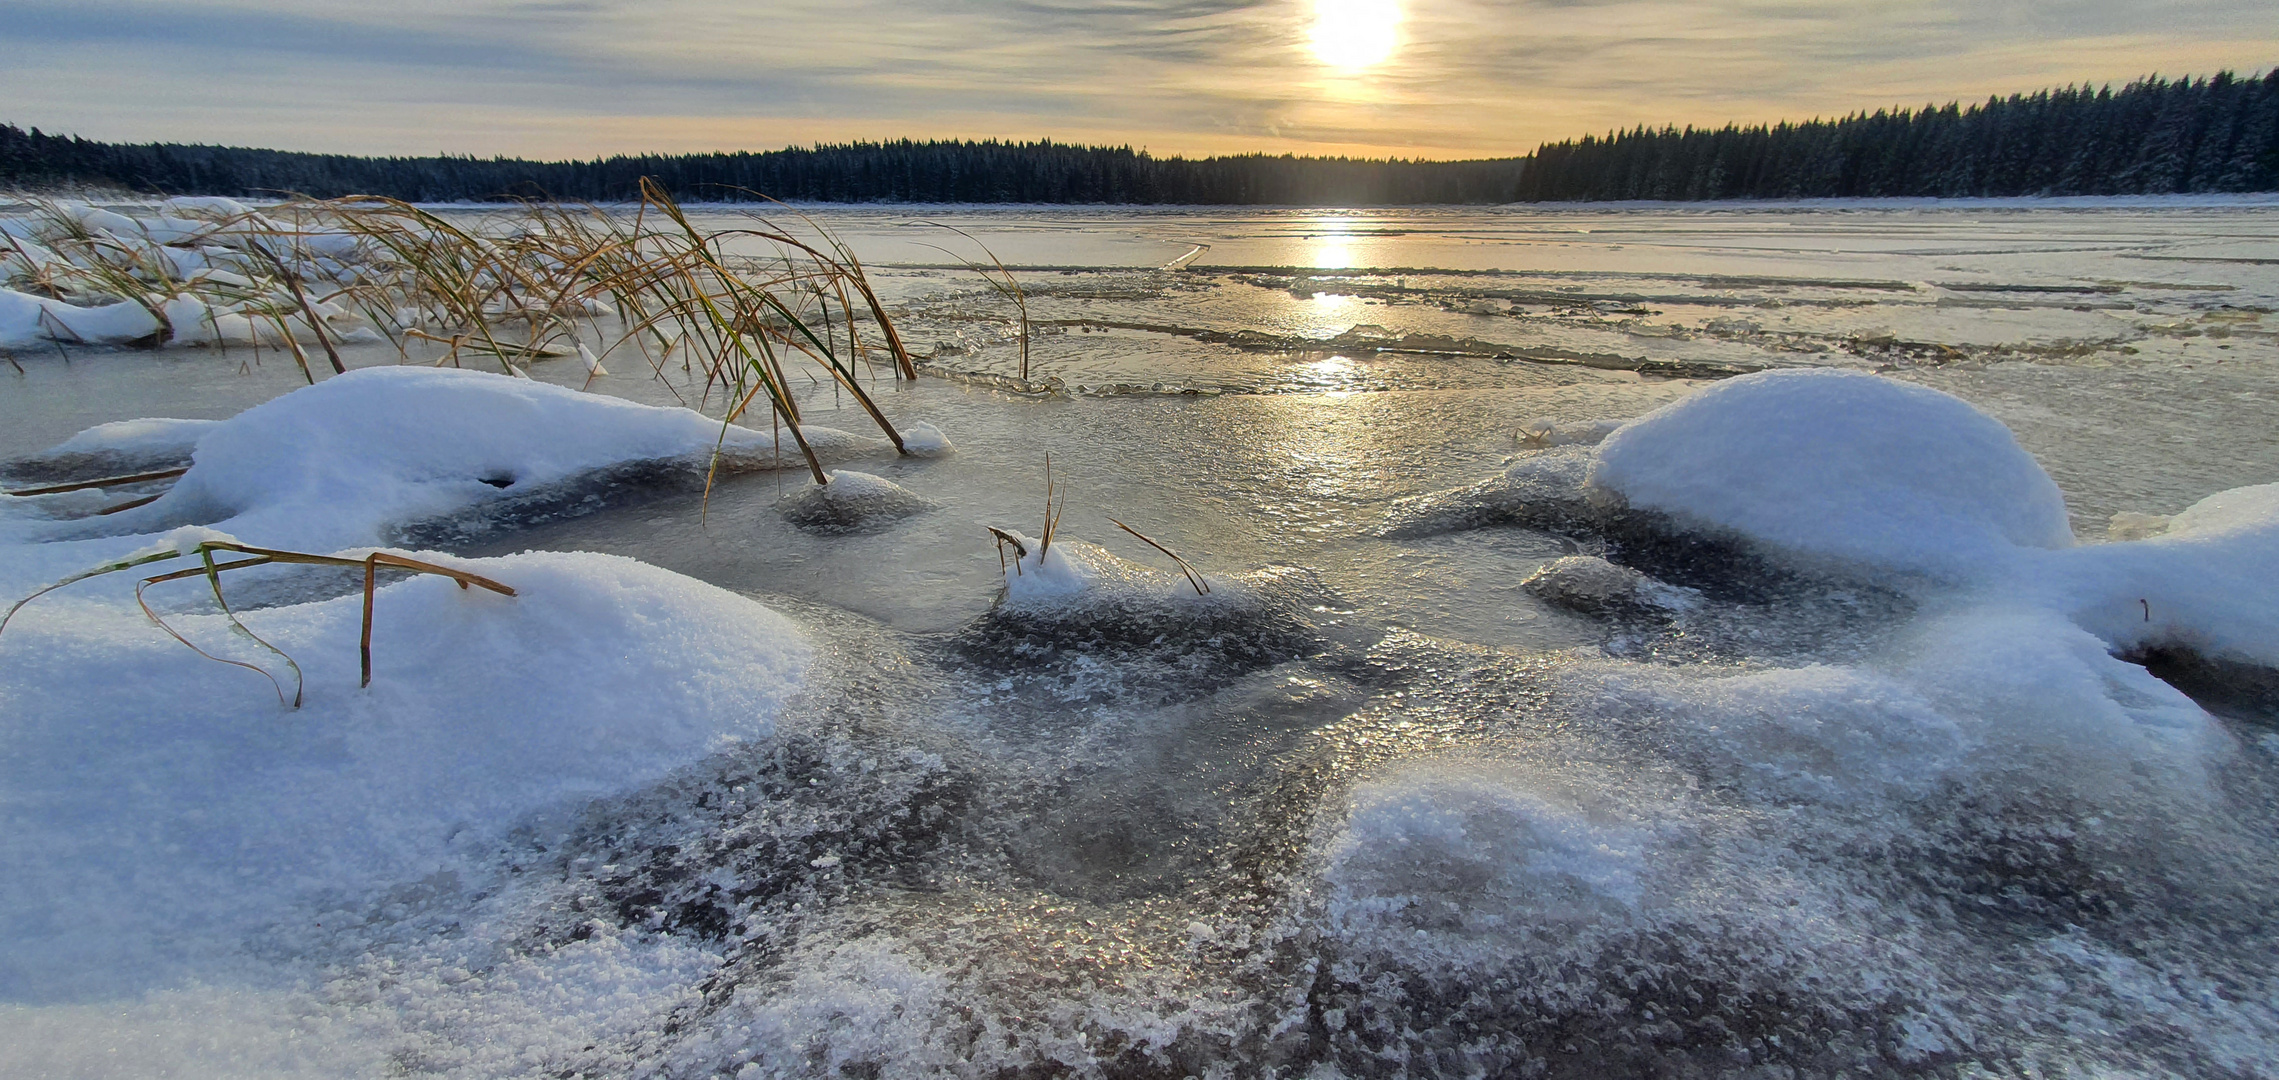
[2,69,2272,204]
[0,132,1525,205]
[1519,70,2279,200]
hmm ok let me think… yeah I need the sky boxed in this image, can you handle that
[2,1,2274,161]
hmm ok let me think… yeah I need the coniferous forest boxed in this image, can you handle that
[3,70,2272,204]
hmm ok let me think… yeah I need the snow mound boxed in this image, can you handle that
[0,288,164,347]
[1892,607,2223,789]
[994,531,1141,606]
[2167,483,2279,539]
[898,421,955,457]
[776,470,938,533]
[0,547,811,1001]
[962,530,1332,699]
[989,529,1228,610]
[1588,369,2073,575]
[109,366,881,551]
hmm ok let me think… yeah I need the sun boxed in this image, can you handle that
[1308,0,1401,71]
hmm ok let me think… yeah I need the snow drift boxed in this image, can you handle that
[0,548,811,1001]
[90,366,886,552]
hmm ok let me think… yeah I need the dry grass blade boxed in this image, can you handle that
[0,546,188,639]
[1038,454,1065,560]
[93,492,164,516]
[240,235,347,377]
[986,526,1030,576]
[1109,517,1211,595]
[704,186,918,381]
[916,221,1031,382]
[0,540,516,708]
[3,467,188,497]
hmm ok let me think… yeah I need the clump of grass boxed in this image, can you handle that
[986,458,1210,596]
[0,540,515,708]
[987,453,1065,575]
[3,188,924,487]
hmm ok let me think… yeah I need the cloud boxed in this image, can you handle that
[0,0,2271,159]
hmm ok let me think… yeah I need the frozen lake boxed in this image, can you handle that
[4,199,2279,1078]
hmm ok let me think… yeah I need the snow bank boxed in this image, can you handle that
[1568,367,2275,724]
[108,366,882,551]
[0,200,389,350]
[1587,369,2074,576]
[0,547,811,1000]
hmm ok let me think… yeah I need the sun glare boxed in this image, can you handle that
[1309,0,1401,71]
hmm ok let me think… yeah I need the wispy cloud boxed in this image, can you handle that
[1,0,2271,159]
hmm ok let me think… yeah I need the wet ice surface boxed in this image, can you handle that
[6,200,2279,1078]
